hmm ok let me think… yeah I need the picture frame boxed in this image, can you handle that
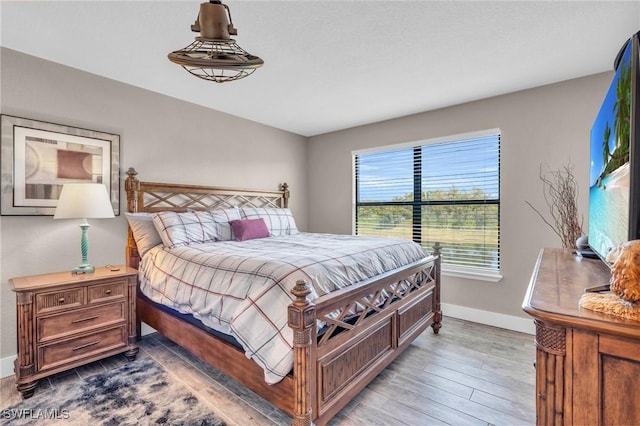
[0,115,120,216]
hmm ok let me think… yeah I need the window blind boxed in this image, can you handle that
[354,131,500,272]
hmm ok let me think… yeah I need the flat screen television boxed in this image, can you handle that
[588,31,640,264]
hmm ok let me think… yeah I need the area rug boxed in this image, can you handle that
[1,357,226,426]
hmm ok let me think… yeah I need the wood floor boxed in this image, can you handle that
[1,317,536,425]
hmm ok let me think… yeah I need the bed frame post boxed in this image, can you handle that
[280,183,290,208]
[125,167,140,213]
[124,167,142,339]
[125,168,142,270]
[431,242,443,334]
[288,280,315,426]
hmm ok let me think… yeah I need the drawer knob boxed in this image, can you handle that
[105,289,112,295]
[58,297,65,304]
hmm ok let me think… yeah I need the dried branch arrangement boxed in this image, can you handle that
[526,163,584,249]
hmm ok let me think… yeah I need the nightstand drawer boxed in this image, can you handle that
[36,288,84,314]
[88,280,126,304]
[38,326,127,371]
[38,302,126,343]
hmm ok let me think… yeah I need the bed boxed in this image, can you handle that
[124,168,442,425]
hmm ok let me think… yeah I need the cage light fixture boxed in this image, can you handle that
[168,0,263,83]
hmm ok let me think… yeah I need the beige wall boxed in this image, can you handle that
[307,72,612,319]
[0,48,308,361]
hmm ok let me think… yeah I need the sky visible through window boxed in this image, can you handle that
[358,136,499,202]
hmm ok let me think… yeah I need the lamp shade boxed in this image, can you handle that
[54,183,115,219]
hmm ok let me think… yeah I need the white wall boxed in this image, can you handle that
[307,72,612,323]
[0,47,309,365]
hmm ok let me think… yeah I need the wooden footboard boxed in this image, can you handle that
[289,246,441,425]
[124,169,442,426]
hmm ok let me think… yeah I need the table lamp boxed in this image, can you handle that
[54,183,115,274]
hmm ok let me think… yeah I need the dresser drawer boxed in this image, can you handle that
[36,288,84,314]
[37,302,126,343]
[38,326,127,371]
[88,280,126,304]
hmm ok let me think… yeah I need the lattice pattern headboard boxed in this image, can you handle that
[124,167,289,268]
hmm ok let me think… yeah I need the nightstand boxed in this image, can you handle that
[10,266,139,398]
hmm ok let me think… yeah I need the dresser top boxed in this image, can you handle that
[9,266,137,292]
[523,248,640,338]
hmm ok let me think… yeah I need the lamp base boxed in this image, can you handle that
[72,263,95,274]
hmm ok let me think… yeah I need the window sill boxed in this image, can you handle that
[441,265,503,282]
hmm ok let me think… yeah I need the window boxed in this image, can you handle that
[354,129,500,278]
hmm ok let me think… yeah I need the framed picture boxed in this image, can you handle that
[1,115,120,215]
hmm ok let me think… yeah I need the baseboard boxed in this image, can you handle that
[141,322,157,336]
[1,355,16,379]
[442,303,535,335]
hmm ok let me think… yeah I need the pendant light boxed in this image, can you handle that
[168,1,263,83]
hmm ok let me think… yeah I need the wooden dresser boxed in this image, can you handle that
[523,248,640,425]
[10,266,139,398]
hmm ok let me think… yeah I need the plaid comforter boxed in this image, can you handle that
[139,233,426,384]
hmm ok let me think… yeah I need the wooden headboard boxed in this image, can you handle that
[124,167,290,268]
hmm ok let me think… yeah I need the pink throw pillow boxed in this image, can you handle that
[230,218,271,241]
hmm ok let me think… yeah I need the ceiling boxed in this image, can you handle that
[1,1,639,137]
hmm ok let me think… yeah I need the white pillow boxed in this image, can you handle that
[152,211,219,248]
[240,208,299,237]
[209,208,242,241]
[124,212,163,257]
